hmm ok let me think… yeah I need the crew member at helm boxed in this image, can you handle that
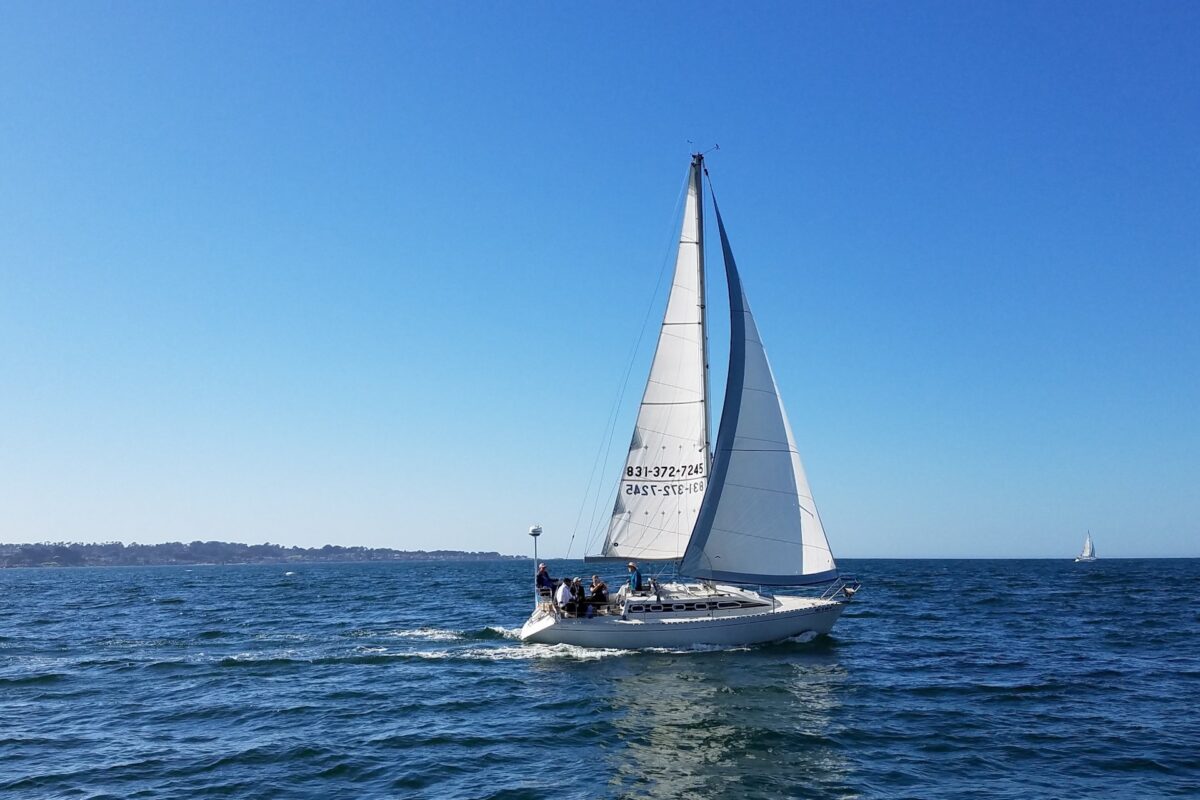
[626,561,644,593]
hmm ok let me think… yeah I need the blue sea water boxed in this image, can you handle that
[2,558,1198,799]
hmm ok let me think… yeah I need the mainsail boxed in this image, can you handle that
[679,198,838,585]
[1080,533,1095,559]
[595,158,710,562]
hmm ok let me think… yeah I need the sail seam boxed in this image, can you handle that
[729,434,797,445]
[652,332,702,345]
[720,481,807,497]
[707,526,804,546]
[632,426,706,440]
[709,526,834,551]
[646,376,704,392]
[619,517,695,531]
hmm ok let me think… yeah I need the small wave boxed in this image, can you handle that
[153,597,186,605]
[251,632,310,642]
[141,659,202,672]
[218,651,301,667]
[465,626,521,641]
[355,646,388,654]
[98,637,190,649]
[0,673,67,687]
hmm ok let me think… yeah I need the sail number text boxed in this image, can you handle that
[625,479,706,497]
[625,463,705,480]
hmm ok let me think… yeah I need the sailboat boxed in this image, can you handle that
[520,153,859,649]
[1075,531,1097,562]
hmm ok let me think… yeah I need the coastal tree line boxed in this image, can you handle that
[0,541,519,567]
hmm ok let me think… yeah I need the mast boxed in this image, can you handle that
[693,153,712,476]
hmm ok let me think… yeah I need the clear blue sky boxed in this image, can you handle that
[1,2,1196,558]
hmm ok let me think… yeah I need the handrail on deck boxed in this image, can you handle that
[821,574,862,601]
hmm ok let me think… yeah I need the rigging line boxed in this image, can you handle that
[584,471,625,553]
[570,167,692,559]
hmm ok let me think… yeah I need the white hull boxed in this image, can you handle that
[520,592,849,649]
[1074,556,1097,562]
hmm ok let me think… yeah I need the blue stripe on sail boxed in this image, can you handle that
[680,196,745,578]
[694,567,841,587]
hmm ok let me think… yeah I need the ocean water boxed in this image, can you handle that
[2,558,1197,799]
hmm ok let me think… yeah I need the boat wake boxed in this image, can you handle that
[384,627,465,642]
[381,626,521,642]
[412,643,632,662]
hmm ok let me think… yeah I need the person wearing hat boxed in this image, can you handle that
[535,562,554,595]
[626,561,644,593]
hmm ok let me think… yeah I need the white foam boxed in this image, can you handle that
[252,633,310,642]
[643,643,753,654]
[411,643,633,662]
[386,627,464,642]
[485,626,522,640]
[223,649,300,663]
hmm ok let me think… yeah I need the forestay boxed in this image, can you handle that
[596,161,710,562]
[679,200,837,585]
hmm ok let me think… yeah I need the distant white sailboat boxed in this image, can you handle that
[1075,531,1097,562]
[520,153,858,649]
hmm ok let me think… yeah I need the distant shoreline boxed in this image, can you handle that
[1,544,1193,568]
[0,541,523,568]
